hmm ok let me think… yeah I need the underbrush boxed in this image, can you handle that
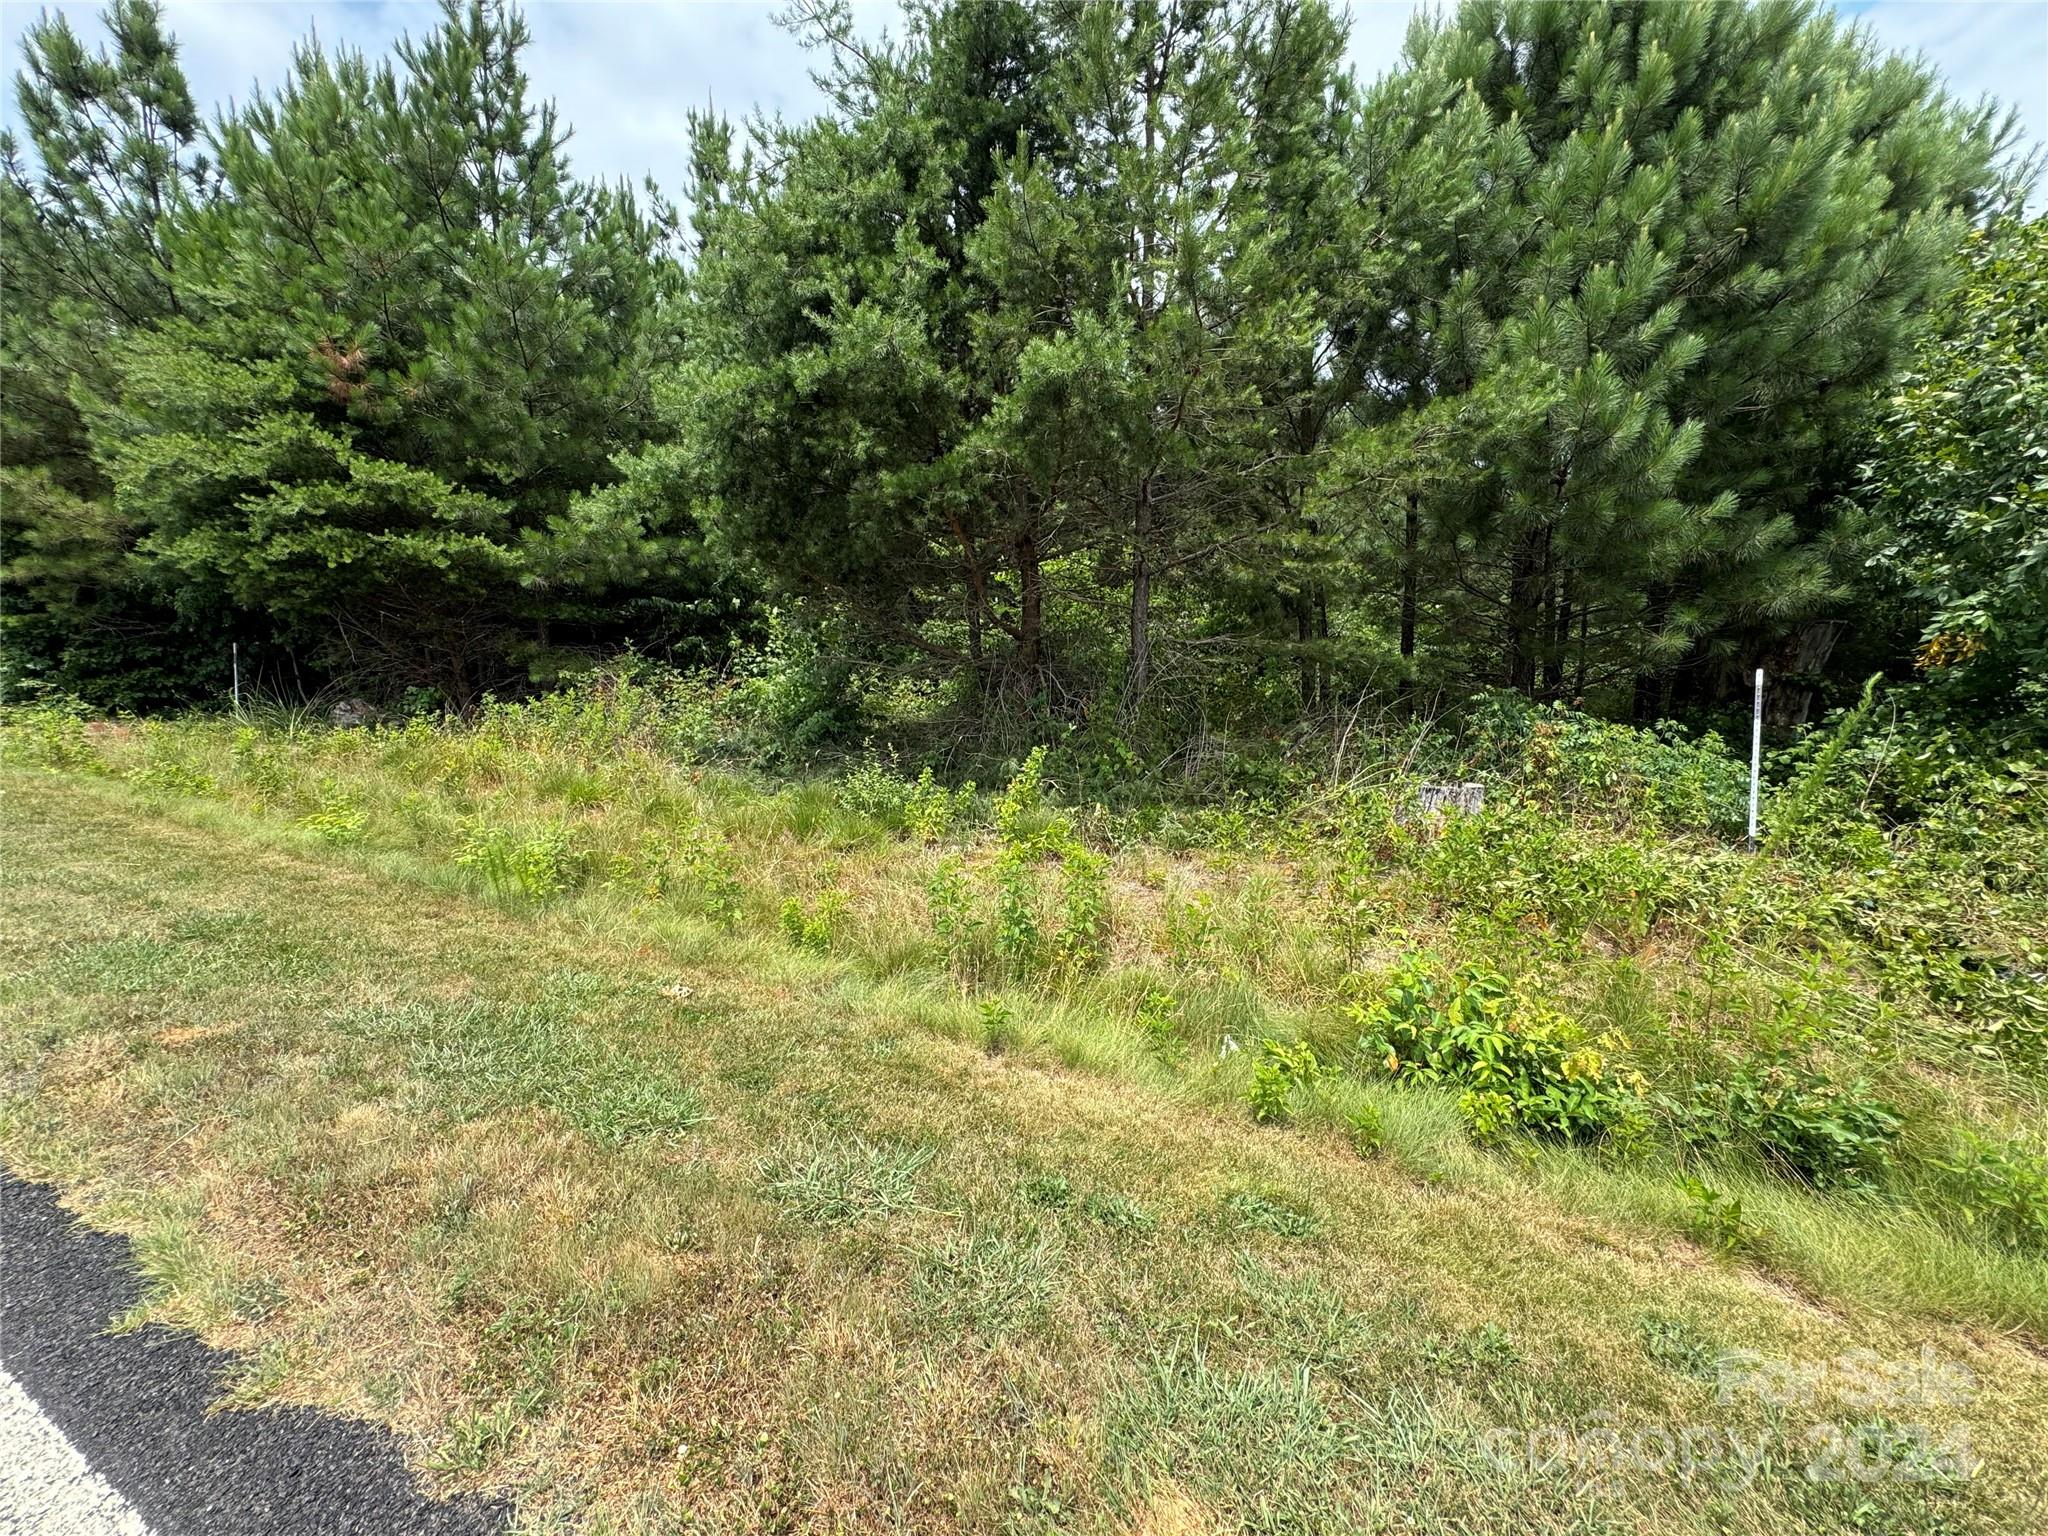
[5,669,2044,1324]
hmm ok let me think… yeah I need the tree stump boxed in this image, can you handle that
[1405,782,1485,821]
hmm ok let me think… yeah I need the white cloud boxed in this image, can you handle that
[3,0,2042,201]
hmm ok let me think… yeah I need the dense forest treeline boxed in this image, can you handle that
[2,0,2042,751]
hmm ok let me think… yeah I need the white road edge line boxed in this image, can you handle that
[0,1366,153,1536]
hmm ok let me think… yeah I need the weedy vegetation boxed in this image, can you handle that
[3,671,2046,1533]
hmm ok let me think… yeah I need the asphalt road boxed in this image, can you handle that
[0,1173,510,1536]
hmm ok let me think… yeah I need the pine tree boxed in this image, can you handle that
[1355,0,2018,706]
[0,0,217,705]
[660,0,1365,733]
[93,0,681,707]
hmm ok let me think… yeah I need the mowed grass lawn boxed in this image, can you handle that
[4,768,2045,1536]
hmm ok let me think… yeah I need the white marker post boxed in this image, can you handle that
[1747,666,1764,850]
[232,641,242,713]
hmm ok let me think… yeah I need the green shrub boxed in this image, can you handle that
[1345,1102,1385,1157]
[1353,959,1643,1144]
[905,767,976,842]
[1051,846,1110,975]
[230,728,291,801]
[1419,803,1675,943]
[1677,1176,1757,1257]
[778,891,847,952]
[1135,990,1182,1058]
[0,703,108,774]
[925,855,981,974]
[297,787,368,846]
[1668,1049,1901,1188]
[993,746,1050,845]
[1162,891,1216,973]
[1932,1133,2048,1252]
[456,820,582,901]
[835,758,913,824]
[992,846,1042,973]
[676,825,745,927]
[1247,1039,1337,1125]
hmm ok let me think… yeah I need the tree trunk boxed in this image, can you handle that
[1124,477,1152,726]
[1015,530,1043,690]
[1506,529,1547,695]
[1400,492,1419,661]
[1543,579,1568,699]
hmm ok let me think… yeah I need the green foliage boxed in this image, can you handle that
[1051,846,1110,976]
[1355,959,1643,1145]
[0,703,108,775]
[123,729,214,795]
[1135,990,1183,1059]
[1247,1040,1337,1126]
[676,825,745,928]
[296,788,367,846]
[993,748,1050,847]
[1676,1177,1756,1258]
[1859,215,2048,731]
[837,761,976,842]
[83,0,686,706]
[1930,1134,2048,1253]
[455,821,581,902]
[1344,1103,1385,1158]
[991,846,1042,974]
[906,769,977,843]
[778,891,847,953]
[1221,1190,1320,1241]
[1359,0,2014,702]
[1080,1190,1156,1235]
[1162,892,1217,974]
[1668,1049,1902,1189]
[1419,803,1675,944]
[925,855,980,974]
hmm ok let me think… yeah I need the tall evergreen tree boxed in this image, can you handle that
[0,0,216,705]
[660,0,1363,732]
[94,0,682,706]
[1354,0,2019,707]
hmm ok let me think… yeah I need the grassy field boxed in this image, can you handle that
[2,686,2045,1534]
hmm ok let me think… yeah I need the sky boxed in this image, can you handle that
[2,0,2043,203]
